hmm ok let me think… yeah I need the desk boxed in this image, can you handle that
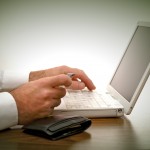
[0,115,150,150]
[0,81,150,150]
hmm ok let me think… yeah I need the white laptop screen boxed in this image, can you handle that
[110,26,150,102]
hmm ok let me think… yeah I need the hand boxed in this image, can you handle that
[29,65,96,91]
[10,74,72,125]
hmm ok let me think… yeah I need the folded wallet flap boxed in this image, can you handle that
[23,115,92,140]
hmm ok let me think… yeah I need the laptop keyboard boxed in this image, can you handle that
[56,89,122,109]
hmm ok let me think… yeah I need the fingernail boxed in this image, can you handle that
[79,82,85,89]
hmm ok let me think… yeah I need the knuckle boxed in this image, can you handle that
[41,89,51,99]
[74,67,84,75]
[55,99,61,106]
[49,99,61,108]
[79,69,84,74]
[61,88,67,97]
[61,65,68,68]
[60,65,70,74]
[56,88,66,98]
[60,65,69,71]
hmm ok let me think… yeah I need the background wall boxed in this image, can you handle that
[0,0,150,91]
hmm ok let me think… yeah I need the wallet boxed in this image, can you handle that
[23,115,92,140]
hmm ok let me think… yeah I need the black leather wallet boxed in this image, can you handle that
[23,115,92,140]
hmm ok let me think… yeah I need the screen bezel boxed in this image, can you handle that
[107,22,150,115]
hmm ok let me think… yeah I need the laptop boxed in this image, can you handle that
[54,21,150,118]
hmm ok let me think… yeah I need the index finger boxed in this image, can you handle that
[64,67,96,90]
[74,69,96,91]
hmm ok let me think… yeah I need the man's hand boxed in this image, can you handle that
[10,74,72,125]
[29,65,96,91]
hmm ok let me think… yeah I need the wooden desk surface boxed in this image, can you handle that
[0,115,150,150]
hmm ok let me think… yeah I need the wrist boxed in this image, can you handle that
[29,70,45,81]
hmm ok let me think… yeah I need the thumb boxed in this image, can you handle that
[46,74,72,87]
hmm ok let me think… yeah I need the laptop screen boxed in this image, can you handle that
[110,25,150,102]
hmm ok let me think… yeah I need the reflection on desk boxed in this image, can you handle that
[0,116,150,150]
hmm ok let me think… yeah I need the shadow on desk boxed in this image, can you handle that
[0,127,91,150]
[0,116,147,150]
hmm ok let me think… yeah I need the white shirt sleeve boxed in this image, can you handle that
[0,92,18,130]
[0,70,30,92]
[0,70,30,130]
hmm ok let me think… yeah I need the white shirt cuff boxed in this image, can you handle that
[0,70,30,92]
[0,92,18,130]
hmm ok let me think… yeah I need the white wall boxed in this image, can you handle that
[0,0,150,89]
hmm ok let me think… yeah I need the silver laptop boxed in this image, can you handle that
[54,21,150,118]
